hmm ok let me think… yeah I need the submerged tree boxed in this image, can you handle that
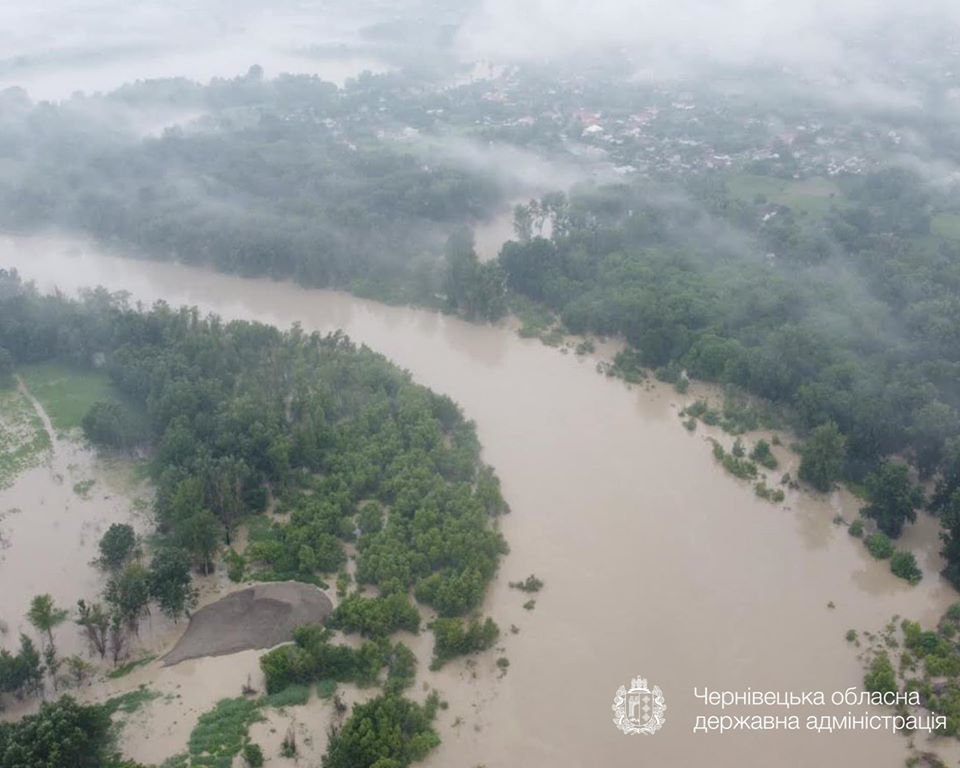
[26,594,67,653]
[862,462,923,538]
[75,600,110,660]
[97,524,138,572]
[799,421,846,492]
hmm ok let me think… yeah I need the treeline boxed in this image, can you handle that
[0,270,507,612]
[498,175,960,482]
[490,174,960,581]
[259,625,416,696]
[0,270,509,764]
[0,696,144,768]
[0,70,501,305]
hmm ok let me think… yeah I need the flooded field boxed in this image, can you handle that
[1,234,957,766]
[0,377,152,660]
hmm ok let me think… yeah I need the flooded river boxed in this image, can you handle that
[1,234,957,767]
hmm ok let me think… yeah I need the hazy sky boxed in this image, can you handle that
[1,0,956,107]
[0,0,388,99]
[456,0,958,84]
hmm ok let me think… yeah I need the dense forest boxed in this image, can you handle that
[0,70,500,304]
[0,268,508,765]
[496,174,960,532]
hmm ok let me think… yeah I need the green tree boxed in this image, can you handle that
[322,694,439,768]
[861,462,923,538]
[148,547,197,621]
[26,594,67,652]
[863,652,897,695]
[97,523,138,572]
[890,551,922,584]
[75,600,110,659]
[176,510,221,574]
[105,563,151,634]
[0,634,43,699]
[799,421,846,492]
[0,696,115,768]
[940,491,960,588]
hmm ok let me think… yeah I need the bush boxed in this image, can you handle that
[864,652,897,695]
[430,617,499,668]
[97,523,137,572]
[508,575,544,593]
[243,742,264,767]
[865,532,894,560]
[81,400,146,449]
[848,519,864,538]
[328,593,421,638]
[749,439,778,469]
[890,551,923,584]
[323,694,439,768]
[259,625,386,694]
[225,549,245,583]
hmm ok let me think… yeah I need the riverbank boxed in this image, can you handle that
[1,233,955,767]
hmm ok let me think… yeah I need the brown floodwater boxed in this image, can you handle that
[0,378,152,661]
[1,234,957,766]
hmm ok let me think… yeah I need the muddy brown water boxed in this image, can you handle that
[0,378,152,661]
[2,234,958,766]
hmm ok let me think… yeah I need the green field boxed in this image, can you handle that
[932,212,960,241]
[727,174,846,217]
[18,362,122,433]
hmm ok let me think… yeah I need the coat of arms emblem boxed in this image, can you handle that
[612,675,666,735]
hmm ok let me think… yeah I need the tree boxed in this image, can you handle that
[26,594,67,652]
[97,523,138,571]
[429,617,499,668]
[864,652,897,696]
[861,462,923,538]
[322,694,439,768]
[0,634,43,700]
[931,437,960,513]
[108,614,128,667]
[890,551,922,584]
[175,509,221,575]
[105,563,151,634]
[799,421,846,492]
[941,491,960,588]
[82,401,145,449]
[76,600,110,659]
[0,696,115,768]
[148,547,197,621]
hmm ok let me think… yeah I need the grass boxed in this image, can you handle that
[262,683,312,709]
[103,685,160,717]
[316,679,337,699]
[107,654,157,679]
[0,386,51,488]
[18,361,123,433]
[188,697,265,768]
[727,174,846,217]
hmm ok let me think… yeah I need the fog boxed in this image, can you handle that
[0,0,392,99]
[458,0,959,75]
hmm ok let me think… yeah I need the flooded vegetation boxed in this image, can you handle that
[3,1,960,765]
[0,236,956,767]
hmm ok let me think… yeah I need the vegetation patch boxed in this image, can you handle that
[187,697,264,768]
[19,362,123,433]
[106,654,157,679]
[102,684,160,716]
[0,387,51,488]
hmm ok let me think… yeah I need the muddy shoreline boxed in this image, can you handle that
[1,233,957,767]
